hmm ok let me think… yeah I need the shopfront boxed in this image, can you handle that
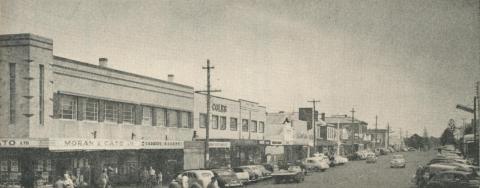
[230,140,266,167]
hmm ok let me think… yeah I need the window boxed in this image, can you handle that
[155,108,166,126]
[251,120,257,132]
[180,111,190,128]
[219,116,226,130]
[199,113,207,128]
[259,121,265,133]
[212,115,219,129]
[142,107,152,126]
[122,104,134,124]
[60,95,77,119]
[230,118,238,131]
[242,119,248,132]
[105,101,118,123]
[39,64,44,125]
[167,110,178,127]
[9,63,15,124]
[84,99,98,121]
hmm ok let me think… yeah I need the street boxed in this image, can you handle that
[248,151,435,188]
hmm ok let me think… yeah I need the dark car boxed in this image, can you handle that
[271,165,305,184]
[212,169,243,188]
[426,171,480,188]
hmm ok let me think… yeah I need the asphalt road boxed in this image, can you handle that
[247,151,436,188]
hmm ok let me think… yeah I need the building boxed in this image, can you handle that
[264,112,313,164]
[0,34,198,187]
[193,94,267,168]
[366,129,388,148]
[324,115,369,155]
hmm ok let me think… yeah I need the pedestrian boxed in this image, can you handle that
[148,166,156,188]
[64,174,75,188]
[181,174,188,188]
[140,167,149,188]
[98,169,109,188]
[54,176,64,188]
[157,170,163,186]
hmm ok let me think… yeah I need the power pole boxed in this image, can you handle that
[197,59,221,169]
[387,123,390,148]
[308,99,320,155]
[350,108,356,147]
[374,115,378,149]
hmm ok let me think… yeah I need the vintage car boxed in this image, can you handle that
[366,153,377,163]
[332,155,349,165]
[253,165,272,179]
[238,166,264,180]
[425,171,480,188]
[271,165,305,184]
[303,157,329,172]
[211,168,244,188]
[390,154,406,168]
[168,170,216,188]
[233,167,256,182]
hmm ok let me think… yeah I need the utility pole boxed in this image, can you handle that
[197,59,221,169]
[350,108,356,146]
[387,123,390,148]
[308,99,320,155]
[374,115,378,149]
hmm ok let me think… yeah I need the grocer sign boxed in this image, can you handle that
[0,139,45,148]
[141,140,184,149]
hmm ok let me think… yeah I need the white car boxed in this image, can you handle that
[303,157,330,172]
[169,170,216,188]
[333,155,349,165]
[390,154,406,168]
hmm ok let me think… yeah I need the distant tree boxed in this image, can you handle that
[440,128,455,146]
[405,134,424,149]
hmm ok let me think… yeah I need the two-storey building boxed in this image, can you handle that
[0,34,197,187]
[193,94,267,168]
[324,115,369,155]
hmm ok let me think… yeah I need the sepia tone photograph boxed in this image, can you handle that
[0,0,479,188]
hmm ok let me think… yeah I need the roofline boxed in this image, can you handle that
[53,56,194,89]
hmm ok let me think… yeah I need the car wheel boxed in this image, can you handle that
[321,169,326,172]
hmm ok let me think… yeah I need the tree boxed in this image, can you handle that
[440,128,455,146]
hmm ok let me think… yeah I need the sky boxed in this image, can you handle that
[1,0,479,137]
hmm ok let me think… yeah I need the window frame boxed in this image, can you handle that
[104,101,119,123]
[259,121,265,133]
[212,115,219,129]
[166,109,178,127]
[242,119,249,132]
[251,120,257,132]
[230,117,238,131]
[220,116,227,130]
[84,98,99,121]
[199,113,207,128]
[60,95,77,120]
[142,106,153,126]
[155,108,167,127]
[122,103,135,124]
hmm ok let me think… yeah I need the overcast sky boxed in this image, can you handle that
[1,0,479,137]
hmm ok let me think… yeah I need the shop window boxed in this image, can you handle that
[180,111,190,128]
[259,121,265,133]
[242,119,248,132]
[84,98,99,121]
[251,120,257,132]
[155,108,166,126]
[9,63,15,124]
[142,106,152,126]
[220,116,226,130]
[212,115,219,129]
[105,101,119,123]
[122,104,135,124]
[230,117,238,131]
[60,95,77,120]
[200,113,207,128]
[167,109,178,127]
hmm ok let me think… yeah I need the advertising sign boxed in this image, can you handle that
[49,139,140,151]
[141,140,184,149]
[209,141,231,148]
[0,139,45,148]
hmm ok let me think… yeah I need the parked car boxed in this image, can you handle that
[425,171,480,188]
[390,154,406,168]
[211,168,244,188]
[332,155,349,165]
[233,167,256,182]
[303,157,329,172]
[240,166,264,180]
[168,170,216,188]
[366,153,377,163]
[253,165,272,179]
[271,165,305,184]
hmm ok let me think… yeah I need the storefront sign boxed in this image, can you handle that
[141,140,184,149]
[211,103,228,113]
[209,141,231,148]
[258,140,271,145]
[0,139,45,148]
[270,140,283,145]
[49,139,140,150]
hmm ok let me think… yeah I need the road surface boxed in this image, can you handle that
[248,151,434,188]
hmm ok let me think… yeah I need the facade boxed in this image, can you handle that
[193,94,267,168]
[366,129,388,148]
[0,34,197,187]
[265,112,313,164]
[324,115,369,155]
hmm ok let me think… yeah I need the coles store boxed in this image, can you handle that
[194,94,268,168]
